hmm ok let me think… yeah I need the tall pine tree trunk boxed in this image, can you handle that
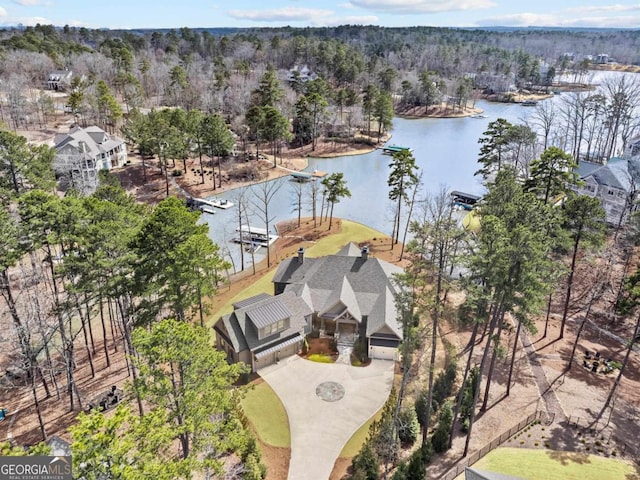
[560,233,581,339]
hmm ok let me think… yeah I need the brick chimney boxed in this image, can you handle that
[361,245,369,260]
[297,247,305,263]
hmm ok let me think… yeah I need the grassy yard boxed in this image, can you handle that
[460,447,640,480]
[241,381,290,448]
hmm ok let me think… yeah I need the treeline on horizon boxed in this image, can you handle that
[2,23,640,68]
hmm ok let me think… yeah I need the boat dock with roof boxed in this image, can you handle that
[382,145,413,155]
[451,191,481,210]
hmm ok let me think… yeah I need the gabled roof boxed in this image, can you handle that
[273,242,404,340]
[54,126,124,160]
[577,159,631,192]
[233,293,271,310]
[215,291,312,354]
[319,277,362,320]
[367,286,402,338]
[336,242,362,256]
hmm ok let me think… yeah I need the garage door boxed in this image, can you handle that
[369,345,397,361]
[255,341,300,370]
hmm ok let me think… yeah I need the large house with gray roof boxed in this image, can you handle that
[53,125,127,194]
[571,158,635,225]
[213,243,404,371]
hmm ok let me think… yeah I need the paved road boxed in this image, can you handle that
[259,355,395,480]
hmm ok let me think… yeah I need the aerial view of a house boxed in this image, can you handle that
[571,158,635,224]
[45,69,74,91]
[53,125,128,193]
[214,243,404,371]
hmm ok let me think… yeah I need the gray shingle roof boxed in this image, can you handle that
[54,126,125,161]
[578,159,631,191]
[273,243,404,340]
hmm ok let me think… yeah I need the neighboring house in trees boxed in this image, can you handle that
[53,125,128,194]
[571,158,637,224]
[624,136,640,159]
[287,64,318,83]
[473,72,517,95]
[213,243,404,371]
[45,69,73,91]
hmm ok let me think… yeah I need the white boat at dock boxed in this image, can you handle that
[210,198,234,209]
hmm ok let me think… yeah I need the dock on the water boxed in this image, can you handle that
[290,170,328,182]
[451,191,481,210]
[382,145,413,155]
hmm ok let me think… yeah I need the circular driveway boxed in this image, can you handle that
[258,355,395,480]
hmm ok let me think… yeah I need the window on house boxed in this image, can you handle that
[259,318,289,339]
[608,189,615,196]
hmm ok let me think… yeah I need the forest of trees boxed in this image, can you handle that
[1,23,640,480]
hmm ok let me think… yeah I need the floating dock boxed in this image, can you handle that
[290,170,328,182]
[210,198,234,209]
[290,172,314,182]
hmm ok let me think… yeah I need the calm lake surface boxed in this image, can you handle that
[203,71,637,270]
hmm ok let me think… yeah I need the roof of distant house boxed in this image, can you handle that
[54,126,124,159]
[577,159,631,191]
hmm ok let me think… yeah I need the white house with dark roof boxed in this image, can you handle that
[53,125,127,194]
[45,69,73,91]
[214,243,404,371]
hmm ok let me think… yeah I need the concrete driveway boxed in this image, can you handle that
[259,355,395,480]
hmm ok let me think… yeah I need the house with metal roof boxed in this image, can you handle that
[53,125,128,194]
[213,243,404,371]
[214,291,313,372]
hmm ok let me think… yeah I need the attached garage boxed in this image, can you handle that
[254,335,302,371]
[368,337,399,361]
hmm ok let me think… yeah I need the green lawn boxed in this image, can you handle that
[241,381,290,448]
[462,447,640,480]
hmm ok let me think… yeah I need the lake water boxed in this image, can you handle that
[203,71,638,271]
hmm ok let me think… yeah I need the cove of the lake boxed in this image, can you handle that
[201,71,637,271]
